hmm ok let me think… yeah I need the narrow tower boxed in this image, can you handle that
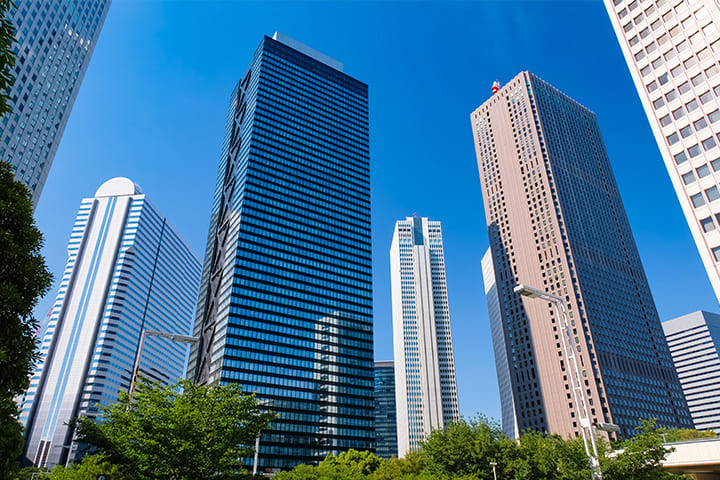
[390,216,459,456]
[472,72,692,438]
[187,33,373,470]
[20,178,200,467]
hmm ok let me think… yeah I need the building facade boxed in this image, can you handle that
[374,361,398,459]
[482,248,519,439]
[390,216,459,456]
[187,33,373,470]
[605,0,720,304]
[1,0,111,206]
[19,177,200,467]
[472,71,692,439]
[663,311,720,431]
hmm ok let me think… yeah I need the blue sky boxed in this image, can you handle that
[33,0,719,423]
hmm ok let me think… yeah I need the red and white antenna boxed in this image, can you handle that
[491,80,500,95]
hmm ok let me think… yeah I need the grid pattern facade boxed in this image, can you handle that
[390,217,459,456]
[605,0,720,304]
[663,311,720,431]
[0,0,110,205]
[472,71,692,439]
[374,361,398,459]
[482,248,519,439]
[187,34,373,470]
[19,178,200,468]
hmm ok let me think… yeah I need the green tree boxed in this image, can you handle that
[42,454,130,480]
[0,0,16,117]
[74,378,276,480]
[1,159,53,478]
[655,426,717,443]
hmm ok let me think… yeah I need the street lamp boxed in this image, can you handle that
[489,461,497,480]
[513,284,603,480]
[128,329,198,401]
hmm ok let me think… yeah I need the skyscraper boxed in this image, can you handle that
[390,216,459,456]
[0,0,111,206]
[472,72,692,438]
[663,311,720,431]
[20,177,201,468]
[374,361,398,459]
[605,1,720,304]
[187,33,373,470]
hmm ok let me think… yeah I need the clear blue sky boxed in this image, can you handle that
[33,0,719,423]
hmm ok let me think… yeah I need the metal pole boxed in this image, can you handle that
[253,435,260,475]
[128,330,149,402]
[490,461,497,480]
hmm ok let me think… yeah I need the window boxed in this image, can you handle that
[678,81,690,94]
[653,57,664,69]
[701,217,715,232]
[712,246,720,262]
[711,158,720,171]
[689,144,702,157]
[629,35,639,47]
[653,97,665,109]
[659,73,670,85]
[694,117,708,131]
[660,114,672,126]
[699,91,712,104]
[672,107,685,119]
[683,171,696,184]
[647,80,658,92]
[706,186,720,202]
[697,164,711,178]
[668,132,679,145]
[675,151,688,164]
[666,90,678,102]
[706,65,720,79]
[692,192,706,207]
[641,65,651,77]
[703,137,717,151]
[692,73,705,86]
[709,110,720,123]
[671,65,683,77]
[686,99,699,112]
[681,125,693,138]
[635,50,646,61]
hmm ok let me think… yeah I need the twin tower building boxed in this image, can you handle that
[21,32,691,471]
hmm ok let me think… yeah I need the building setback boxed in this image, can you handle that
[1,0,111,206]
[663,311,720,431]
[605,1,720,304]
[390,216,459,456]
[472,71,692,438]
[20,177,200,468]
[187,33,373,470]
[374,361,399,459]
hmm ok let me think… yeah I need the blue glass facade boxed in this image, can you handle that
[374,361,398,459]
[19,178,201,467]
[0,0,111,205]
[188,34,373,470]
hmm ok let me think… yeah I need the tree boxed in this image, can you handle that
[74,378,276,480]
[0,159,52,478]
[0,0,16,117]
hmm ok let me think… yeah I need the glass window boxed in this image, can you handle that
[681,125,693,138]
[653,97,665,109]
[683,171,696,184]
[659,73,670,85]
[706,65,720,79]
[713,246,720,262]
[666,90,678,102]
[692,73,705,86]
[686,99,699,112]
[647,80,658,92]
[678,81,690,94]
[692,192,706,207]
[703,137,717,151]
[689,144,702,157]
[660,114,672,126]
[699,91,712,104]
[668,132,679,145]
[701,217,715,232]
[635,50,646,61]
[675,151,688,164]
[672,107,685,119]
[709,110,720,123]
[711,158,720,171]
[695,118,708,131]
[707,186,720,202]
[697,164,711,178]
[629,35,640,46]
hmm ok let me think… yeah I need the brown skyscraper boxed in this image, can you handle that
[472,71,691,439]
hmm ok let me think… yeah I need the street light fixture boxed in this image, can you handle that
[128,329,199,401]
[489,461,497,480]
[513,284,603,480]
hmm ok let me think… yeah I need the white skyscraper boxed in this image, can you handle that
[663,311,720,431]
[20,178,201,468]
[605,0,720,303]
[390,216,459,456]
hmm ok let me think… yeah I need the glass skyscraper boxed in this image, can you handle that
[20,177,201,468]
[389,216,459,455]
[472,71,692,438]
[188,33,373,470]
[374,361,398,459]
[1,0,111,206]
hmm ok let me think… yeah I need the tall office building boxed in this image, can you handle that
[390,217,459,456]
[374,361,398,459]
[0,0,111,205]
[663,311,720,431]
[20,177,201,468]
[187,33,373,470]
[472,72,692,439]
[482,248,519,439]
[605,1,720,304]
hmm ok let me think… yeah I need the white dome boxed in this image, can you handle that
[95,177,143,197]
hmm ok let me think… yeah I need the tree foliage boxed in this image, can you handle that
[1,159,52,479]
[0,0,16,117]
[74,378,276,480]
